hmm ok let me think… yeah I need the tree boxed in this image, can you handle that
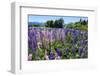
[50,20,54,27]
[79,18,88,25]
[45,20,54,28]
[58,18,64,28]
[65,23,74,28]
[82,20,88,25]
[45,20,50,27]
[54,18,64,28]
[32,24,40,27]
[54,20,59,28]
[45,18,64,28]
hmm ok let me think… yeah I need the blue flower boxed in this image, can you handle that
[78,47,83,57]
[80,40,84,46]
[55,48,62,57]
[72,47,75,56]
[84,40,88,45]
[40,31,44,40]
[49,51,55,60]
[28,39,32,49]
[66,48,69,55]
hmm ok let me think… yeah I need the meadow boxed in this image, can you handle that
[28,16,88,60]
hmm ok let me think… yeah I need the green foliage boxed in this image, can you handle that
[54,18,64,28]
[65,32,72,43]
[65,19,88,31]
[45,20,54,28]
[64,23,74,29]
[38,48,45,60]
[32,52,36,60]
[28,48,32,54]
[45,18,64,28]
[32,24,40,27]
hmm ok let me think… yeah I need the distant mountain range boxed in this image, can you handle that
[28,22,45,27]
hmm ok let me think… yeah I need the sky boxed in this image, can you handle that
[28,15,88,24]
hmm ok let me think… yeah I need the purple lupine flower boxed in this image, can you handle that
[78,47,83,56]
[72,30,78,44]
[47,29,51,41]
[33,32,37,43]
[30,28,38,52]
[28,40,32,49]
[84,40,88,45]
[80,40,84,46]
[39,30,44,47]
[28,28,37,52]
[49,51,55,60]
[28,31,33,49]
[39,31,44,40]
[72,47,75,56]
[55,48,62,57]
[51,30,54,41]
[64,29,68,35]
[66,48,69,55]
[61,29,66,41]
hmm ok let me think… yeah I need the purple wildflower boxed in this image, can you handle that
[55,48,62,57]
[49,50,55,60]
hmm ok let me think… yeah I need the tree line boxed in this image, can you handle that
[31,18,88,31]
[45,18,64,28]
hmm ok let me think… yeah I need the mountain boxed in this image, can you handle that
[28,22,41,25]
[28,22,45,27]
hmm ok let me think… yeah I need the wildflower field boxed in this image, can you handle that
[28,15,88,60]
